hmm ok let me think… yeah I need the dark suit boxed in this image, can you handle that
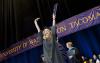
[67,47,83,63]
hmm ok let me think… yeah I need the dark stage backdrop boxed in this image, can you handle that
[0,0,100,63]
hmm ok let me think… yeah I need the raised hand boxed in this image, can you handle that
[52,3,58,26]
[34,18,41,32]
[34,18,40,23]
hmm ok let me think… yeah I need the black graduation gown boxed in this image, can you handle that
[38,26,66,63]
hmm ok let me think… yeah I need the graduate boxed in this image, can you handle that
[34,13,66,63]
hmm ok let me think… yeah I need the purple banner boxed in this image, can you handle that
[0,5,100,62]
[56,6,100,37]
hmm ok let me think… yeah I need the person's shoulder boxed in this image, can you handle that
[72,47,78,50]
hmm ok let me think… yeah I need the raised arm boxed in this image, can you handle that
[52,13,56,26]
[34,18,41,32]
[52,3,58,26]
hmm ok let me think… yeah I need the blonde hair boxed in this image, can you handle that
[43,28,52,40]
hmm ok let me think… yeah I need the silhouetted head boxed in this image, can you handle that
[66,42,73,48]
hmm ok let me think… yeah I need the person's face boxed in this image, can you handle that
[89,59,92,63]
[81,56,85,60]
[98,54,100,59]
[43,28,52,39]
[66,42,72,48]
[93,54,97,59]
